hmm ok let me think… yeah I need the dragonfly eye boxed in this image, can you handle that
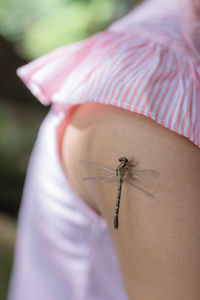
[119,157,128,163]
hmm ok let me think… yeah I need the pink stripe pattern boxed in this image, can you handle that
[17,16,200,149]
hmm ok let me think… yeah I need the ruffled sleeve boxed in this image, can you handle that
[17,27,200,149]
[16,30,155,109]
[17,38,89,105]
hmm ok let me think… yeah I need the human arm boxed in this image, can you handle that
[61,102,200,300]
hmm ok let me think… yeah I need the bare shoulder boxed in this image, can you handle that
[62,102,200,299]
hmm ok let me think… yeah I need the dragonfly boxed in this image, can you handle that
[80,157,159,230]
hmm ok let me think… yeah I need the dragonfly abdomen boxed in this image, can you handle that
[114,178,123,230]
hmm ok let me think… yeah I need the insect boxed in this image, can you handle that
[80,157,159,230]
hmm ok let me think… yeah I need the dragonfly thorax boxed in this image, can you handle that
[115,158,129,179]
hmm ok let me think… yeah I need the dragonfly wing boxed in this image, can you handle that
[128,169,159,179]
[80,160,114,174]
[126,179,155,197]
[82,175,116,182]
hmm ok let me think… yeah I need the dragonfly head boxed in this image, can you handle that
[119,157,128,163]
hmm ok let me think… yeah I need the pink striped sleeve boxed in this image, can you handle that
[17,28,200,149]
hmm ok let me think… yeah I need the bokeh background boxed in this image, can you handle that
[0,0,142,298]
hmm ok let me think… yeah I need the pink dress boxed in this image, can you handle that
[8,0,200,299]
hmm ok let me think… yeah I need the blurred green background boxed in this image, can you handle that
[0,0,141,299]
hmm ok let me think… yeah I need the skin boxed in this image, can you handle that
[193,0,200,19]
[61,103,200,299]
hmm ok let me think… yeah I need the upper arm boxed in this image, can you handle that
[61,102,200,300]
